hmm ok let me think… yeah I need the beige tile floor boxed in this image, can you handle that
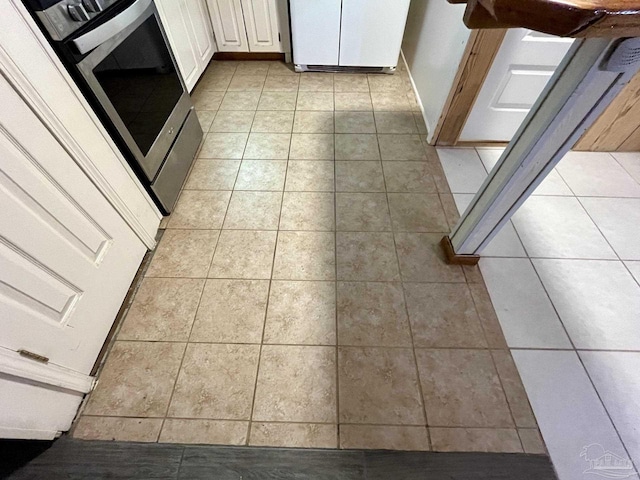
[74,60,544,454]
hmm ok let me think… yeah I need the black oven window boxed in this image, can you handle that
[93,16,183,156]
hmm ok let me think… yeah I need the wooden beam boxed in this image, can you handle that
[432,28,506,146]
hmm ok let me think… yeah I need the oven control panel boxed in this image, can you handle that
[35,0,120,41]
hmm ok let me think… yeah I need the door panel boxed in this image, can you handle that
[207,0,248,52]
[0,74,146,375]
[460,28,574,142]
[241,0,281,52]
[186,0,216,63]
[339,0,410,67]
[290,0,341,66]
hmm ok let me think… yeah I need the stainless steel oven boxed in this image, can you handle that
[25,0,203,213]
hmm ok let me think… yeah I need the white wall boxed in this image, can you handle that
[402,0,470,143]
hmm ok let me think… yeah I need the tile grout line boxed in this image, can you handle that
[333,107,341,449]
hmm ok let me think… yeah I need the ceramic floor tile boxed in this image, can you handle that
[335,134,380,160]
[293,111,334,133]
[479,258,571,349]
[253,345,337,423]
[336,193,392,232]
[404,283,487,348]
[243,133,291,159]
[235,160,287,191]
[337,281,412,347]
[333,74,369,93]
[223,191,282,230]
[219,91,261,111]
[394,232,465,283]
[490,350,536,428]
[211,110,256,132]
[612,152,640,184]
[192,90,224,110]
[387,193,449,233]
[168,343,260,420]
[580,197,640,260]
[227,75,265,92]
[285,161,335,192]
[374,112,418,134]
[73,417,162,442]
[185,159,240,190]
[168,190,231,229]
[512,196,616,259]
[437,148,487,194]
[533,259,640,350]
[518,429,546,454]
[190,279,269,343]
[513,350,637,480]
[196,110,216,132]
[273,231,336,280]
[371,92,411,111]
[251,111,294,133]
[249,423,337,448]
[556,152,640,197]
[289,134,335,160]
[264,280,336,345]
[263,75,300,92]
[336,232,400,281]
[338,347,424,425]
[339,425,430,451]
[296,91,334,111]
[580,351,640,468]
[378,135,426,161]
[146,229,219,278]
[118,278,204,342]
[299,73,334,92]
[159,419,248,445]
[626,261,640,283]
[235,62,269,76]
[334,92,373,111]
[430,428,522,453]
[197,72,232,91]
[280,192,335,231]
[200,133,248,159]
[84,341,185,417]
[383,162,437,193]
[335,112,376,134]
[468,283,508,349]
[267,61,298,76]
[453,194,527,258]
[414,112,428,135]
[208,230,276,279]
[416,349,513,428]
[367,74,410,93]
[335,161,385,192]
[258,91,298,111]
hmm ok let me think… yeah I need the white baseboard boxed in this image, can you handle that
[400,49,432,140]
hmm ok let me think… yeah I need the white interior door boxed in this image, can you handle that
[207,0,249,52]
[0,73,147,376]
[241,0,282,52]
[339,0,410,67]
[290,0,341,66]
[460,28,574,142]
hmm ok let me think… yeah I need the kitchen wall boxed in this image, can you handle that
[401,0,470,142]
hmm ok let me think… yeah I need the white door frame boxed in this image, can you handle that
[443,37,640,262]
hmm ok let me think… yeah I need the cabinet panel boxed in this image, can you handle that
[290,0,341,66]
[241,0,281,52]
[207,0,248,52]
[339,0,410,67]
[184,0,216,66]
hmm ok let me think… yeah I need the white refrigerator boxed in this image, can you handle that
[290,0,411,71]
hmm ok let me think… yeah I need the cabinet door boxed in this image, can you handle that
[240,0,281,52]
[290,0,341,66]
[184,0,216,69]
[339,0,411,67]
[207,0,248,52]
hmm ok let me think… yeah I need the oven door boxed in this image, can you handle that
[73,0,192,182]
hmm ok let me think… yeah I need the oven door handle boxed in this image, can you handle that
[73,0,153,54]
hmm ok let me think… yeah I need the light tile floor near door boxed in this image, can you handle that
[73,60,544,455]
[438,146,640,480]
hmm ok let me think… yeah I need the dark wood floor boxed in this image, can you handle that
[0,438,557,480]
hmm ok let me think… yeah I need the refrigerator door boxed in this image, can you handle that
[290,0,341,66]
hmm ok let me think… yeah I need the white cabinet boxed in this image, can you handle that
[156,0,216,91]
[291,0,411,69]
[208,0,282,52]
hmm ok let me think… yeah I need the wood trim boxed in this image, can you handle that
[574,70,640,151]
[213,52,285,61]
[456,141,510,148]
[432,28,507,146]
